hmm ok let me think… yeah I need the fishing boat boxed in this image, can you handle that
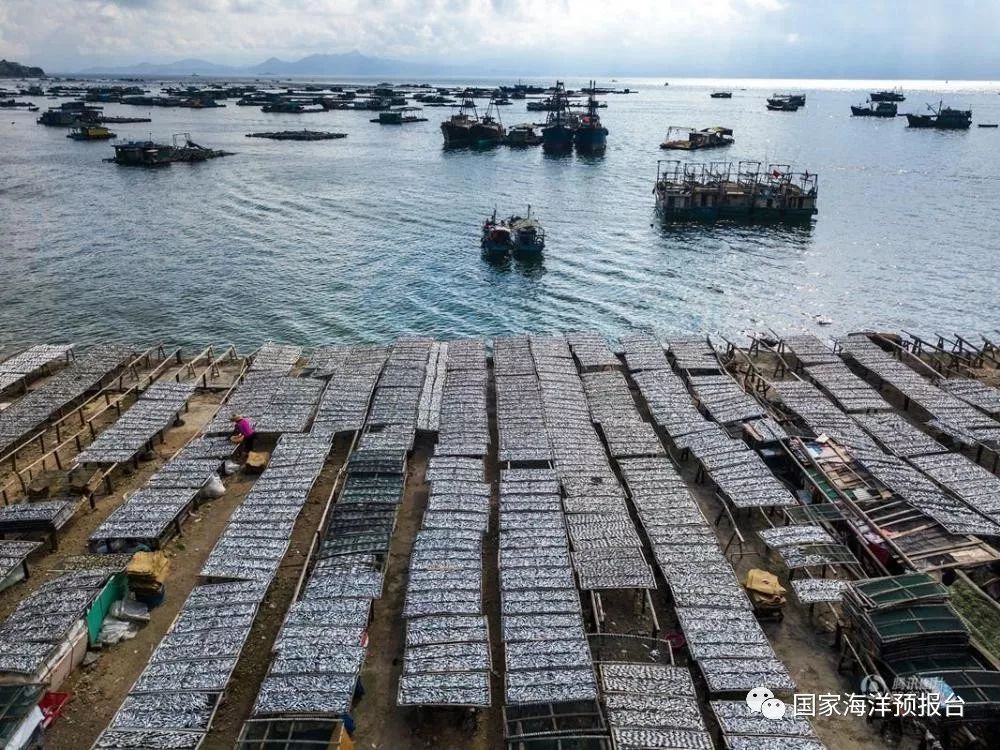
[660,126,733,150]
[851,101,897,117]
[870,88,905,102]
[653,160,818,222]
[371,107,428,124]
[481,210,512,255]
[509,207,545,254]
[505,123,542,146]
[905,102,972,130]
[766,97,799,112]
[441,93,479,147]
[67,125,116,141]
[710,92,733,99]
[471,95,505,147]
[542,81,578,154]
[573,81,608,153]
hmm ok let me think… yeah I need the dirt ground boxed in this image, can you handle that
[351,436,501,750]
[0,357,244,749]
[1,343,950,750]
[202,435,352,748]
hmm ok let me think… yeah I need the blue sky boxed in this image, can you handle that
[1,0,998,77]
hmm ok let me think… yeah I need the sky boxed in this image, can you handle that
[1,0,999,77]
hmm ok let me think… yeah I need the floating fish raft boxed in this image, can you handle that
[245,130,347,141]
[654,160,818,222]
[108,135,233,166]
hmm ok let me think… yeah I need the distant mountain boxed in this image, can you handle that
[0,59,46,78]
[76,50,452,77]
[247,51,414,76]
[79,58,239,76]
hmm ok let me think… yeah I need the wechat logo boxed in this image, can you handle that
[747,687,786,720]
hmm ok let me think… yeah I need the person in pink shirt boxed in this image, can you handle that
[230,413,257,453]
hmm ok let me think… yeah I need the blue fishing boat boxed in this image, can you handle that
[573,81,608,153]
[510,206,545,255]
[541,81,577,154]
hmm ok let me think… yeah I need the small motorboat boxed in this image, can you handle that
[851,101,897,117]
[710,92,732,99]
[509,206,545,254]
[660,126,733,150]
[870,88,905,102]
[766,97,799,112]
[481,210,512,254]
[67,124,116,140]
[977,123,998,128]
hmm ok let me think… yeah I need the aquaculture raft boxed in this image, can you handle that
[654,160,818,222]
[245,130,347,141]
[108,135,233,166]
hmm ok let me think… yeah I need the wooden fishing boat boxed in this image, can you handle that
[481,210,512,255]
[471,95,505,147]
[441,93,479,147]
[766,97,799,112]
[660,126,733,150]
[505,124,542,146]
[870,88,905,102]
[851,101,897,117]
[509,207,545,254]
[906,102,972,130]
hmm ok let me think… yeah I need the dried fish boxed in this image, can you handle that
[252,673,356,717]
[111,692,216,731]
[599,663,697,697]
[791,578,849,604]
[612,728,713,750]
[712,700,818,738]
[505,667,597,705]
[699,658,797,693]
[93,729,204,750]
[397,671,490,707]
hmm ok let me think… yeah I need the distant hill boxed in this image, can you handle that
[247,51,414,76]
[0,59,46,78]
[80,58,239,76]
[77,50,451,77]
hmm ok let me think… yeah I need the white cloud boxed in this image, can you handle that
[1,0,998,77]
[0,0,784,69]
